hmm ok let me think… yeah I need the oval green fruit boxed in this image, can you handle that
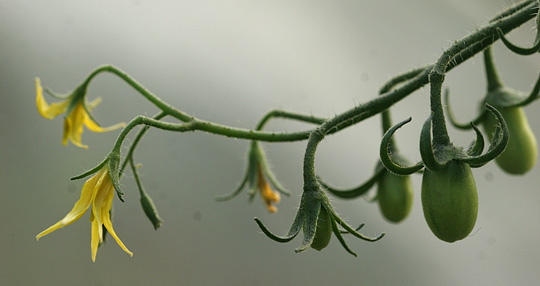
[421,160,478,243]
[311,206,332,251]
[483,106,537,175]
[377,172,413,223]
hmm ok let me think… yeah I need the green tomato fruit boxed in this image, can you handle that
[421,160,478,243]
[311,206,332,251]
[483,106,537,175]
[377,172,413,223]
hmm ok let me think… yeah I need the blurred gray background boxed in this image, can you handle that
[1,0,540,285]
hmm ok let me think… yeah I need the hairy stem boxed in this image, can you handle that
[302,0,537,194]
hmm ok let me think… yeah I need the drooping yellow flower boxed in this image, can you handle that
[36,164,133,262]
[35,78,125,149]
[256,164,281,213]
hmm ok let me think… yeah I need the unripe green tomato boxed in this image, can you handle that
[377,172,413,223]
[483,106,537,175]
[311,206,332,251]
[421,160,478,243]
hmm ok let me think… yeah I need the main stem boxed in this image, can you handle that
[302,0,537,192]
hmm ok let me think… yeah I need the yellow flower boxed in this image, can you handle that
[36,164,133,262]
[35,78,125,149]
[256,164,281,213]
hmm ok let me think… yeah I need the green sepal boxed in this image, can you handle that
[216,141,258,202]
[254,142,290,197]
[44,87,73,100]
[63,85,86,119]
[485,78,540,109]
[218,141,290,204]
[339,224,365,234]
[70,157,109,180]
[419,116,447,172]
[330,213,357,257]
[457,105,509,168]
[254,194,305,243]
[295,194,321,253]
[255,186,383,256]
[380,117,424,175]
[216,174,248,202]
[331,208,385,242]
[467,123,485,157]
[108,151,125,202]
[485,86,530,108]
[496,20,540,55]
[444,87,486,130]
[254,217,301,243]
[319,164,385,199]
[247,143,259,201]
[260,162,290,197]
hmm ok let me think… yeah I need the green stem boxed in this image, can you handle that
[433,1,536,75]
[111,116,189,161]
[187,119,312,141]
[302,0,537,192]
[381,110,393,137]
[80,65,191,122]
[112,113,321,171]
[79,1,537,146]
[303,130,324,192]
[429,72,451,145]
[79,65,319,142]
[379,67,427,95]
[129,155,146,198]
[119,111,168,177]
[429,1,536,144]
[378,67,426,146]
[483,47,504,91]
[255,110,326,130]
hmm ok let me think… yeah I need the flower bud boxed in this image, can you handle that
[140,191,163,230]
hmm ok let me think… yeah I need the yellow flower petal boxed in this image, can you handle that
[61,102,124,148]
[104,218,133,258]
[36,78,70,119]
[87,97,102,110]
[36,166,107,240]
[63,104,89,149]
[83,101,125,133]
[36,79,124,148]
[91,168,133,261]
[91,214,100,262]
[85,118,126,133]
[37,165,132,261]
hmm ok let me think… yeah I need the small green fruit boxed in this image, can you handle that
[377,172,413,223]
[483,106,537,175]
[311,206,332,251]
[421,160,478,243]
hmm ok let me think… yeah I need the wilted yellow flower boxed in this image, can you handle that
[256,164,281,213]
[36,164,133,262]
[35,78,124,149]
[217,142,288,212]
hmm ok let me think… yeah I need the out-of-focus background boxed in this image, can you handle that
[1,0,540,285]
